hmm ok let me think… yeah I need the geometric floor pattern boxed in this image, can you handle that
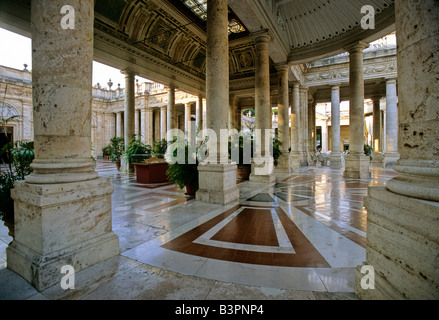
[0,160,398,298]
[114,161,397,292]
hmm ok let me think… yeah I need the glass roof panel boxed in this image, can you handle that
[180,0,246,34]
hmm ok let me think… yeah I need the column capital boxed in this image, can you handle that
[292,81,301,88]
[344,41,370,54]
[275,62,290,72]
[251,29,271,43]
[120,68,136,77]
[331,84,341,90]
[386,78,397,85]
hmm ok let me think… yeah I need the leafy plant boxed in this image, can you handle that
[364,144,373,156]
[153,138,168,159]
[125,136,152,164]
[166,143,199,191]
[108,137,124,163]
[0,141,34,222]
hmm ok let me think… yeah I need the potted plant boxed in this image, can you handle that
[166,143,199,196]
[130,138,171,184]
[102,145,111,160]
[0,141,35,238]
[108,137,124,170]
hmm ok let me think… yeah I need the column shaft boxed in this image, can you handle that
[343,41,371,179]
[196,0,239,205]
[290,82,301,168]
[275,64,291,173]
[250,30,275,182]
[372,97,383,163]
[160,106,167,140]
[166,85,175,142]
[330,86,343,169]
[383,79,400,167]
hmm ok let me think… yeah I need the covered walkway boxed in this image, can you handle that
[0,160,396,300]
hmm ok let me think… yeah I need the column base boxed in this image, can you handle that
[121,154,134,173]
[386,159,439,202]
[329,153,344,169]
[355,186,439,300]
[249,157,275,183]
[383,152,400,168]
[343,154,371,179]
[274,154,292,174]
[6,177,120,291]
[196,163,240,205]
[372,152,383,164]
[290,153,303,169]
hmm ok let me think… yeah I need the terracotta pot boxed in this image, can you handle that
[185,184,196,196]
[115,160,121,171]
[237,165,251,180]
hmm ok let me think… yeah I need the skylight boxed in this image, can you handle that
[181,0,246,34]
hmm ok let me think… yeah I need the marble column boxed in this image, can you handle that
[160,106,167,141]
[134,109,140,138]
[355,0,439,300]
[184,103,192,143]
[372,96,383,163]
[141,108,153,145]
[343,41,371,179]
[308,98,316,157]
[166,85,175,142]
[116,112,123,137]
[235,107,242,132]
[275,63,291,173]
[330,85,343,169]
[290,81,301,168]
[196,0,239,205]
[121,69,136,172]
[300,86,309,166]
[383,79,400,167]
[6,0,119,291]
[229,94,236,130]
[249,30,275,183]
[196,95,203,133]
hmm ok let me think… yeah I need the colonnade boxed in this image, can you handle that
[5,0,437,299]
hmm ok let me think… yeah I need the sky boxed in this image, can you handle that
[0,27,151,89]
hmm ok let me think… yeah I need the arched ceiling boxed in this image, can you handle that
[0,0,396,94]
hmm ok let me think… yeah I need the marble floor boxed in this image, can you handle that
[0,160,397,300]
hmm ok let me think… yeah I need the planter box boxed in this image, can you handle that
[133,159,169,184]
[237,165,251,180]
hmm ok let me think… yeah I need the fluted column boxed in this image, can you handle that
[355,0,439,300]
[229,94,236,130]
[134,109,139,137]
[196,0,239,205]
[383,79,400,167]
[343,41,371,179]
[195,95,203,133]
[330,85,343,169]
[300,86,309,165]
[116,112,123,137]
[160,106,167,140]
[290,81,301,168]
[141,108,153,145]
[7,0,119,291]
[275,63,291,173]
[166,85,175,142]
[121,69,136,172]
[184,103,192,143]
[372,96,383,163]
[249,30,275,182]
